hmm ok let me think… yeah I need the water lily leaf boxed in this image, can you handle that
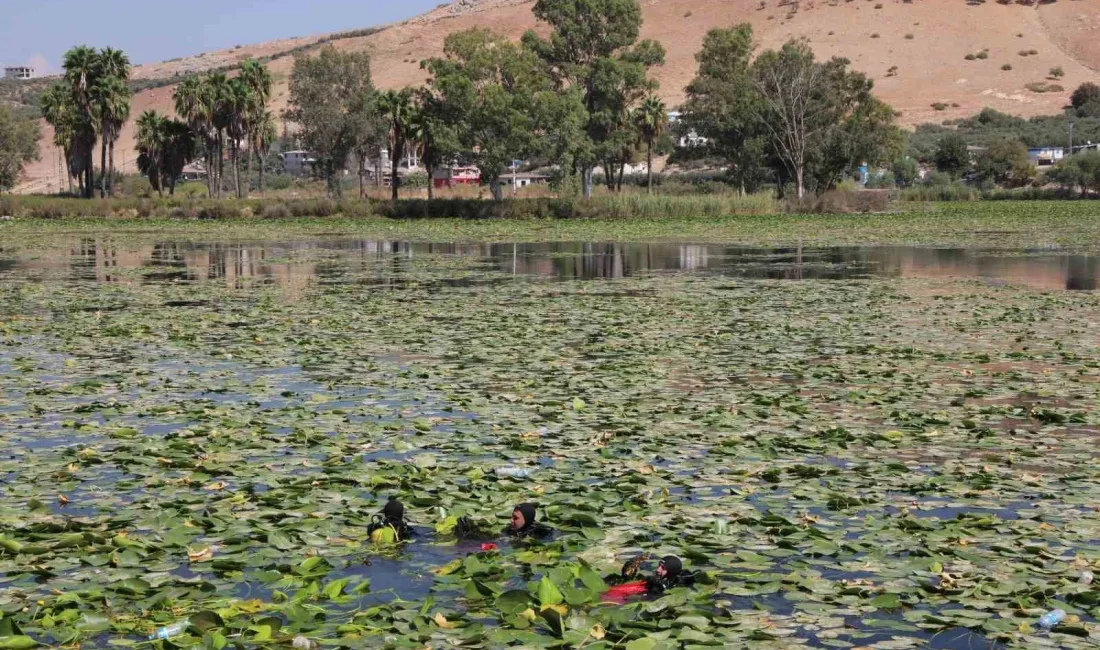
[536,577,564,607]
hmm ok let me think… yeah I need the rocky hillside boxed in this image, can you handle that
[17,0,1100,193]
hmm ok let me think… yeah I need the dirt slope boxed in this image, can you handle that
[17,0,1100,193]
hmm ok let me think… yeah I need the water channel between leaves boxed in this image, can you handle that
[0,235,1098,649]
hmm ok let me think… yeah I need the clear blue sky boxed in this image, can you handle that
[1,0,443,74]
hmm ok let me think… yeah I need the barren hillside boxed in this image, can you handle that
[17,0,1100,193]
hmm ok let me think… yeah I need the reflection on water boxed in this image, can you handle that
[2,238,1097,291]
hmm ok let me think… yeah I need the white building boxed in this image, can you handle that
[4,66,35,80]
[279,150,317,176]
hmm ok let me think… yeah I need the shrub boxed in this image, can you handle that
[871,33,880,39]
[266,174,293,191]
[1050,66,1065,80]
[784,190,895,214]
[932,102,948,111]
[965,54,977,61]
[976,51,989,60]
[905,33,914,40]
[1026,82,1064,93]
[1002,64,1012,71]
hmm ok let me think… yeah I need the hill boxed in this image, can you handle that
[15,0,1100,194]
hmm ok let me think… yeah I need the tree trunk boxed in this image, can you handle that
[245,146,253,198]
[582,168,593,199]
[489,177,504,202]
[358,156,365,199]
[108,141,115,198]
[259,154,266,197]
[616,160,625,193]
[217,135,225,199]
[86,150,94,199]
[390,140,401,201]
[232,140,241,199]
[647,141,654,195]
[100,140,107,198]
[426,163,435,200]
[796,166,805,200]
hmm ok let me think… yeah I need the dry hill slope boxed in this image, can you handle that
[17,0,1100,193]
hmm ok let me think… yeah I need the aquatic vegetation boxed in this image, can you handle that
[1,226,1099,649]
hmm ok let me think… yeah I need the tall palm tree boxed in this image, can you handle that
[224,78,253,198]
[162,119,197,196]
[378,88,415,201]
[63,46,101,198]
[251,110,277,196]
[92,75,131,197]
[136,110,168,196]
[40,84,77,193]
[207,73,233,198]
[238,60,273,196]
[633,95,667,195]
[174,75,217,197]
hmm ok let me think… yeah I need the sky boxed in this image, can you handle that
[0,0,443,75]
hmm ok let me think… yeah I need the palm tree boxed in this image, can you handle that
[378,88,415,201]
[633,96,667,195]
[63,46,101,198]
[162,119,197,196]
[251,110,277,196]
[136,110,168,196]
[207,73,233,198]
[223,78,253,198]
[92,75,131,197]
[238,60,273,196]
[174,75,217,197]
[40,84,77,193]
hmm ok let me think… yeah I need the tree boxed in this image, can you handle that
[174,75,218,197]
[62,45,102,198]
[633,95,666,194]
[680,24,767,195]
[750,40,900,198]
[975,137,1030,186]
[92,73,131,198]
[286,46,376,197]
[934,133,970,178]
[892,156,920,188]
[378,88,415,201]
[136,110,197,197]
[523,0,664,198]
[1049,150,1100,197]
[40,83,78,192]
[251,110,277,196]
[238,60,273,196]
[411,88,459,200]
[426,28,555,201]
[1071,82,1100,118]
[0,104,40,193]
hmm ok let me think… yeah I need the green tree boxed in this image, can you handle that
[238,60,273,196]
[934,133,970,178]
[0,104,40,193]
[975,137,1030,186]
[681,24,766,195]
[286,46,376,197]
[92,73,131,198]
[523,0,664,198]
[1071,82,1100,118]
[40,83,78,193]
[378,88,415,201]
[62,45,102,198]
[1049,150,1100,196]
[136,110,196,197]
[633,95,666,194]
[411,88,459,200]
[174,75,218,197]
[892,156,920,188]
[426,28,560,201]
[251,110,278,196]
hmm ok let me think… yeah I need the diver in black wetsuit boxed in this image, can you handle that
[367,497,414,543]
[454,503,554,541]
[609,555,694,595]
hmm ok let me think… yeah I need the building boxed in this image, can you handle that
[279,150,317,177]
[180,162,207,181]
[499,172,550,189]
[668,111,708,149]
[1028,147,1065,167]
[4,66,35,80]
[433,166,481,189]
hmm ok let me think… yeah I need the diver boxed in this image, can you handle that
[367,497,414,544]
[455,503,553,541]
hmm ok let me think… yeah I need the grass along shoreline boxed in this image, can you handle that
[3,201,1100,251]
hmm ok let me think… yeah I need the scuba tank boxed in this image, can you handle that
[368,515,399,544]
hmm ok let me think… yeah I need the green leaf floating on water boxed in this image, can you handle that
[0,637,39,650]
[536,577,564,607]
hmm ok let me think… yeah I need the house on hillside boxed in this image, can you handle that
[433,166,481,189]
[4,66,35,80]
[181,162,207,181]
[280,150,317,176]
[668,111,708,149]
[1028,147,1065,167]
